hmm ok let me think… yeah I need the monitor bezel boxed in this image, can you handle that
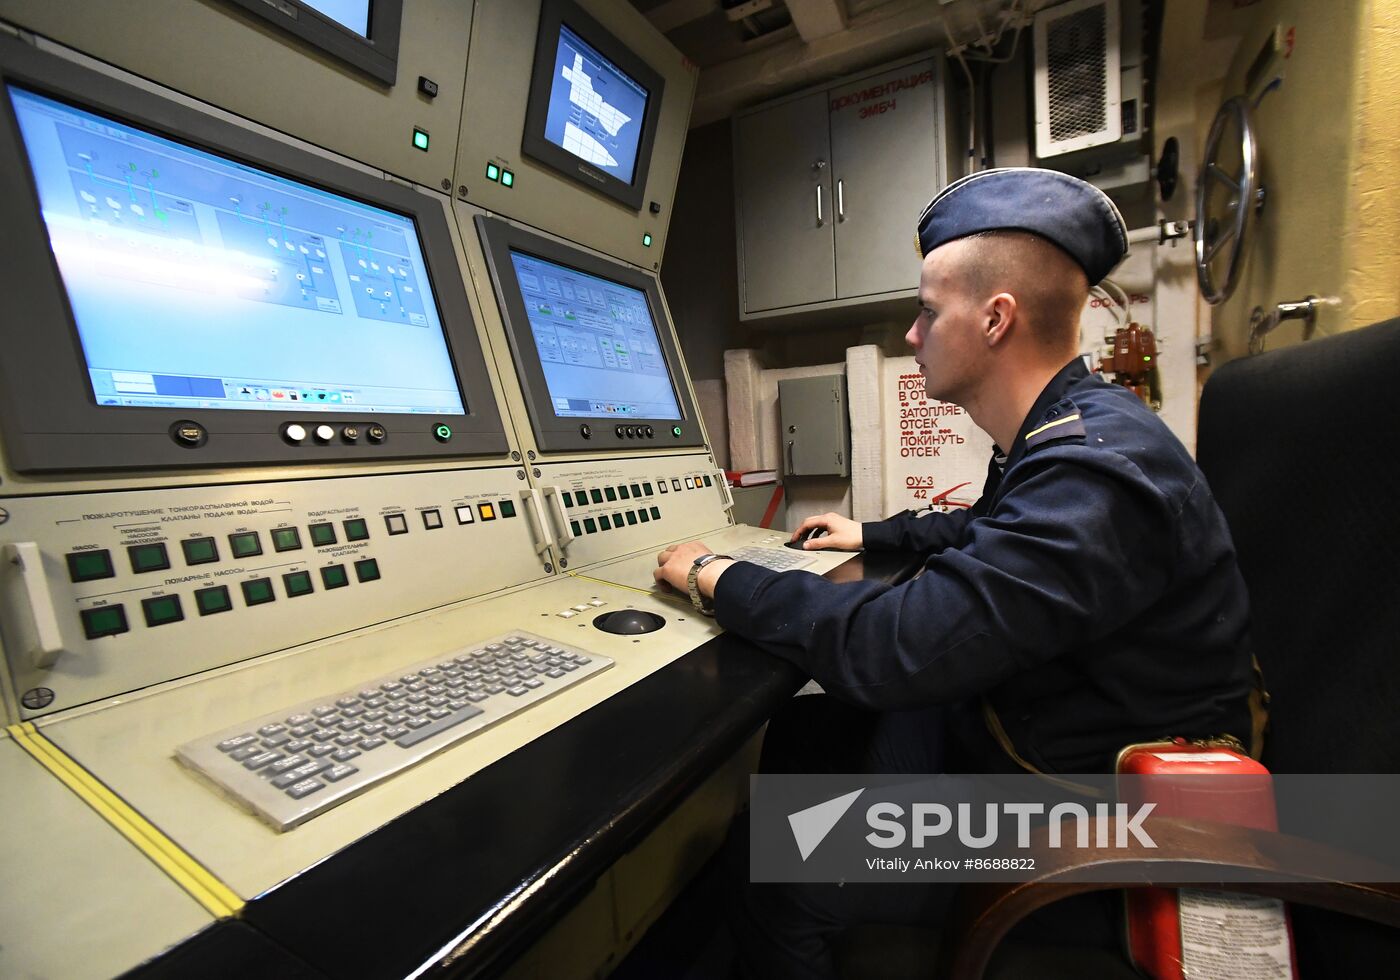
[0,35,508,473]
[220,0,402,86]
[520,0,665,213]
[474,215,704,454]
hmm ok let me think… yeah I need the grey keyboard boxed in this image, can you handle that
[176,631,612,831]
[731,546,816,572]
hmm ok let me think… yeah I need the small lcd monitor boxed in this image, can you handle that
[221,0,402,85]
[521,0,665,212]
[0,35,506,472]
[475,216,703,454]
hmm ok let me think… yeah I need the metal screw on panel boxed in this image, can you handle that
[440,178,452,191]
[533,468,541,478]
[516,470,526,480]
[511,451,521,461]
[0,507,8,525]
[559,559,568,569]
[22,688,54,710]
[457,185,469,198]
[527,450,537,461]
[543,563,553,574]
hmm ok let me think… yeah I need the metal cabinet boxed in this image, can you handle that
[734,55,953,319]
[779,375,850,478]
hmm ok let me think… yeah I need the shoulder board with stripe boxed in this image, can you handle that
[1025,410,1086,451]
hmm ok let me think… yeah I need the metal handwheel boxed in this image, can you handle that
[1195,96,1263,305]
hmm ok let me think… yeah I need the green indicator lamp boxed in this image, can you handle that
[434,423,453,442]
[485,162,500,181]
[671,425,682,437]
[501,169,515,188]
[642,233,653,247]
[412,128,430,151]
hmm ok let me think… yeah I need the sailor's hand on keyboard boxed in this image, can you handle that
[791,513,862,551]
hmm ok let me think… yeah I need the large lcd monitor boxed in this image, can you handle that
[0,35,507,472]
[475,216,703,454]
[221,0,402,85]
[520,0,665,212]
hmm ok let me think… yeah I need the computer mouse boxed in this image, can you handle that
[593,609,666,635]
[785,527,828,550]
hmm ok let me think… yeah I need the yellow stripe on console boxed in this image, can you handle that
[7,722,243,917]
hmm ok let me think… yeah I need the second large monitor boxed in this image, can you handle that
[475,216,703,454]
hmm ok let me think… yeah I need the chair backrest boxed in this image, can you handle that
[1196,318,1400,774]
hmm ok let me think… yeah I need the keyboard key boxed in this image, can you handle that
[286,779,323,799]
[358,738,386,751]
[243,751,280,770]
[219,734,258,751]
[285,739,313,753]
[261,732,291,748]
[230,745,262,761]
[308,744,336,757]
[394,705,484,748]
[324,764,358,783]
[331,748,360,762]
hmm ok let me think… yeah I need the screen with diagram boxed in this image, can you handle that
[8,85,465,416]
[542,23,649,186]
[509,249,680,421]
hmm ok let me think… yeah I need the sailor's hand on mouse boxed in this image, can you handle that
[790,513,862,551]
[654,540,731,596]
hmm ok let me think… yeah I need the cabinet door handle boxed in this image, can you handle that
[815,185,824,227]
[837,179,845,221]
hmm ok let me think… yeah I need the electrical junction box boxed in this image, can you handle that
[778,375,850,478]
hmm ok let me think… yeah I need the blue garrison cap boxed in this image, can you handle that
[915,168,1128,285]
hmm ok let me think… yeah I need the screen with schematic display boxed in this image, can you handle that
[9,85,465,418]
[509,250,680,421]
[542,24,649,187]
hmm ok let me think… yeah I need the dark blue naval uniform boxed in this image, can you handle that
[715,357,1254,773]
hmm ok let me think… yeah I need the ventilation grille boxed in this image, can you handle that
[1034,0,1122,158]
[1046,5,1108,141]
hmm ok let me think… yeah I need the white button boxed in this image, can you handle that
[587,599,606,607]
[572,604,590,612]
[283,423,307,443]
[455,505,475,524]
[557,610,577,618]
[314,424,335,442]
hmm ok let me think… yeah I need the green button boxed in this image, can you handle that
[434,423,453,442]
[194,586,232,616]
[81,604,128,639]
[229,532,262,559]
[354,558,380,583]
[590,489,603,504]
[321,564,349,589]
[485,162,500,181]
[501,169,514,188]
[272,527,302,552]
[642,233,652,247]
[142,594,183,627]
[181,537,219,565]
[499,499,517,518]
[599,515,611,530]
[309,523,337,547]
[650,506,660,519]
[412,127,429,151]
[703,475,713,487]
[283,570,314,597]
[639,509,650,523]
[619,485,630,499]
[562,491,574,508]
[626,511,638,525]
[128,543,170,574]
[344,518,370,541]
[672,426,683,437]
[605,487,617,502]
[643,482,654,495]
[583,518,597,534]
[631,483,642,497]
[67,550,114,582]
[241,578,275,606]
[570,520,581,537]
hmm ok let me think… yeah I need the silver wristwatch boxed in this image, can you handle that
[687,553,732,616]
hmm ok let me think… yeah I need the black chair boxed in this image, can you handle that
[944,318,1400,978]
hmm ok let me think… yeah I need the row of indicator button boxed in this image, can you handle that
[382,499,517,536]
[569,506,662,536]
[66,518,372,583]
[562,475,712,511]
[79,559,382,640]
